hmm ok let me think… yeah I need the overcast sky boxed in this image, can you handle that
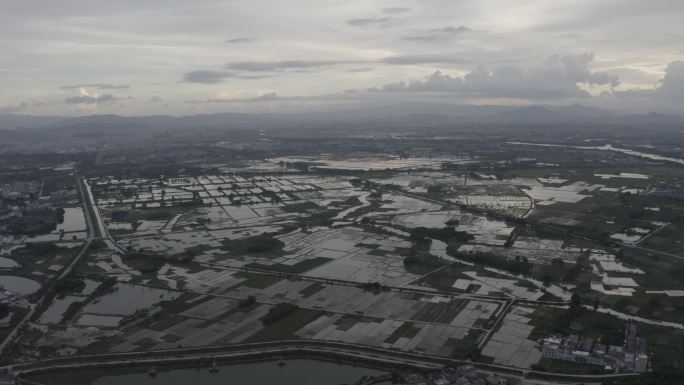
[1,0,683,116]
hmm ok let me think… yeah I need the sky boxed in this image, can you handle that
[1,0,683,116]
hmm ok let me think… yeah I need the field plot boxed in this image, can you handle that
[390,210,514,246]
[522,181,604,206]
[269,155,470,171]
[454,235,590,266]
[481,306,542,368]
[90,175,376,255]
[448,184,533,218]
[95,277,501,357]
[279,227,416,286]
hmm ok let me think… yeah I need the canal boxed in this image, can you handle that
[36,359,391,385]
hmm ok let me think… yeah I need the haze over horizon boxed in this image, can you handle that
[1,0,684,117]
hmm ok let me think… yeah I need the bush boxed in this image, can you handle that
[260,303,299,325]
[239,295,257,308]
[410,227,473,243]
[54,278,85,295]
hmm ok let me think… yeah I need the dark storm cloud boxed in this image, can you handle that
[60,84,130,90]
[370,53,617,99]
[64,94,117,104]
[402,26,471,42]
[225,60,355,72]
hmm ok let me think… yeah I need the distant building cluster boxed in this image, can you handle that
[0,287,18,306]
[540,321,648,372]
[401,365,511,385]
[0,182,40,200]
[644,187,684,199]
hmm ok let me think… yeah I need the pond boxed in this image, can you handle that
[89,359,389,385]
[54,207,87,233]
[0,257,19,269]
[83,283,180,316]
[0,275,41,295]
[39,295,83,324]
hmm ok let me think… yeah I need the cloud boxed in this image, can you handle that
[0,103,26,114]
[370,53,617,99]
[402,26,471,42]
[64,94,117,104]
[657,60,684,96]
[346,67,373,73]
[186,92,279,104]
[381,54,470,65]
[225,60,354,72]
[381,7,410,15]
[347,16,393,27]
[613,60,684,98]
[224,38,253,44]
[148,95,163,103]
[183,70,236,84]
[587,71,620,87]
[60,84,130,90]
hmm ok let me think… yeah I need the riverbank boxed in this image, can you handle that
[27,357,392,385]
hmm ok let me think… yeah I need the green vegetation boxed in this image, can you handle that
[447,246,533,276]
[245,257,331,274]
[221,234,284,255]
[384,322,421,344]
[532,358,605,374]
[239,295,257,308]
[409,227,474,244]
[53,278,86,295]
[449,329,484,360]
[133,337,158,351]
[603,371,684,385]
[247,308,324,342]
[234,272,284,289]
[281,201,320,213]
[121,252,167,274]
[299,282,326,298]
[402,237,445,274]
[109,208,177,223]
[260,303,303,329]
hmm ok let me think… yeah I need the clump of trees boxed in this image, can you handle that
[260,303,299,325]
[221,234,284,255]
[239,295,257,308]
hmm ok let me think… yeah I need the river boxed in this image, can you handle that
[508,142,684,165]
[87,359,389,385]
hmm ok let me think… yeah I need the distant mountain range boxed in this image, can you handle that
[1,104,682,131]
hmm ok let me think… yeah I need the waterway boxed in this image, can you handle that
[0,275,41,295]
[0,257,19,269]
[54,207,87,233]
[508,142,684,165]
[89,359,389,385]
[83,283,180,316]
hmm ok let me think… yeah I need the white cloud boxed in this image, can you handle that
[371,54,615,99]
